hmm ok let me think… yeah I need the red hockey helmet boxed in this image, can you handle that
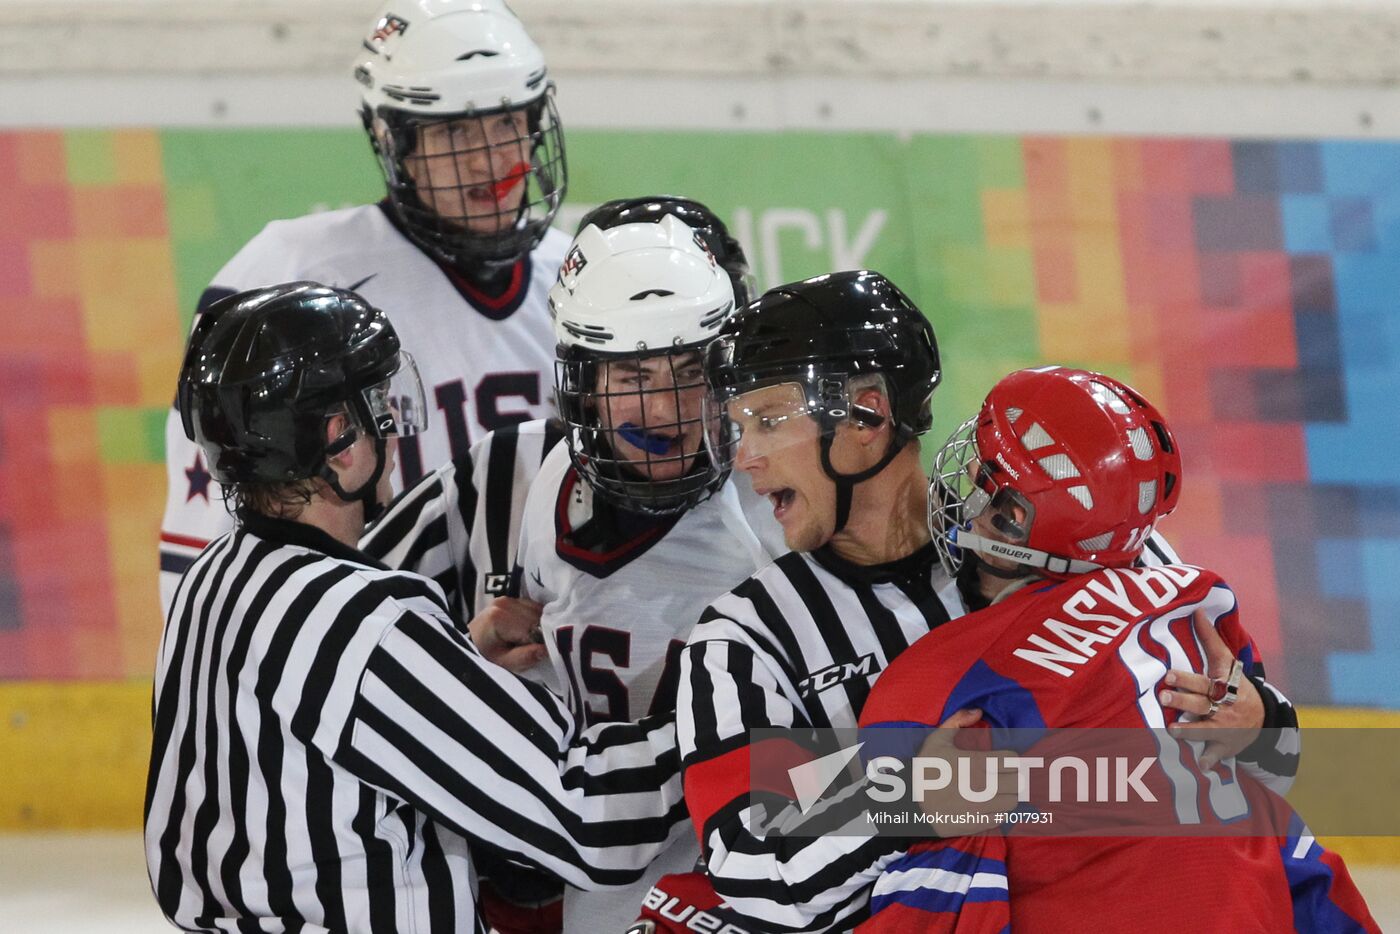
[930,366,1182,578]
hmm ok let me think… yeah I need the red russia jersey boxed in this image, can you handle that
[857,564,1378,934]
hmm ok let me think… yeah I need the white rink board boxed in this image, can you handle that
[3,0,1400,139]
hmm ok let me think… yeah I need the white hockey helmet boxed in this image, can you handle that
[353,0,566,269]
[552,214,737,515]
[550,215,734,354]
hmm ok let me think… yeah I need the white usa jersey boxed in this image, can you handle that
[160,202,567,614]
[515,443,786,934]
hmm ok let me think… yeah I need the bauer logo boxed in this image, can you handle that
[987,541,1037,563]
[638,884,752,934]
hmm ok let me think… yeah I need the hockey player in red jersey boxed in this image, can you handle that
[857,366,1377,933]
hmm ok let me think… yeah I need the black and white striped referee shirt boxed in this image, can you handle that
[677,535,1299,933]
[145,510,684,933]
[360,418,565,622]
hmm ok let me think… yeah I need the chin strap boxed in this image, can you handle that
[818,427,906,535]
[950,527,1102,576]
[322,435,390,524]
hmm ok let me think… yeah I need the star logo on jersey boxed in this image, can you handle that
[185,452,212,503]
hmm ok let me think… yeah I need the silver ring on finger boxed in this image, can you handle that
[1209,659,1244,707]
[1205,699,1221,719]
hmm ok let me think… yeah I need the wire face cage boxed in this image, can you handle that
[373,89,566,267]
[556,347,727,516]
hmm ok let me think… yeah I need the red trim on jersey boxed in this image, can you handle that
[439,258,526,312]
[553,468,670,565]
[160,531,210,550]
[683,738,814,848]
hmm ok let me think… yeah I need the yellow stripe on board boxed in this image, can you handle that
[0,682,151,829]
[2,683,1397,866]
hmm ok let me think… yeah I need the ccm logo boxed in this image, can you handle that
[798,654,877,696]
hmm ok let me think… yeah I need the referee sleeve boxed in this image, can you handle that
[362,458,476,622]
[678,618,897,932]
[1238,667,1302,794]
[342,608,686,889]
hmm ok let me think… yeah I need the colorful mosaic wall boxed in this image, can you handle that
[0,131,184,681]
[0,128,1396,706]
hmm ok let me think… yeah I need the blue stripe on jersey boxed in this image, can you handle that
[943,659,1049,732]
[160,550,196,574]
[869,845,1009,916]
[1281,816,1370,934]
[859,721,937,763]
[885,844,1007,879]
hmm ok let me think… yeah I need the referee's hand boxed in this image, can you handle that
[469,596,547,671]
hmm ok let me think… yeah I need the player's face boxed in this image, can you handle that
[965,457,1031,573]
[595,351,707,481]
[404,110,532,235]
[726,383,837,552]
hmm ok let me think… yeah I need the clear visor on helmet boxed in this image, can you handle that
[734,269,760,308]
[363,351,427,439]
[929,415,1036,575]
[705,377,888,472]
[557,348,722,514]
[704,381,826,472]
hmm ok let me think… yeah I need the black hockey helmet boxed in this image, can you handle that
[577,195,755,306]
[178,281,425,512]
[705,269,941,531]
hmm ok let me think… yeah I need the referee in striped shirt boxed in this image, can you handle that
[672,271,1299,933]
[146,282,683,933]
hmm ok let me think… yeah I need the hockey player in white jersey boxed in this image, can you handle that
[352,197,767,929]
[516,212,789,933]
[360,197,758,628]
[159,0,569,612]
